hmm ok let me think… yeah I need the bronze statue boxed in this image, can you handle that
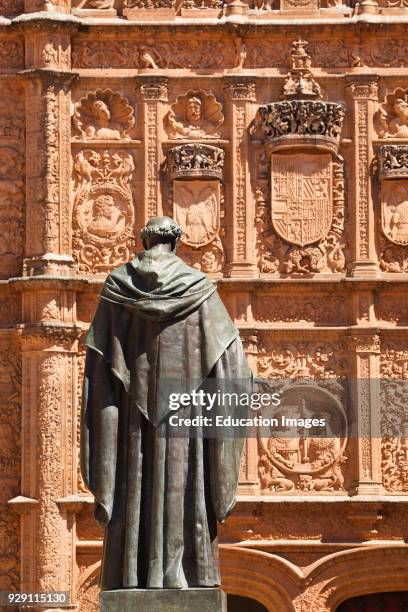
[81,216,252,591]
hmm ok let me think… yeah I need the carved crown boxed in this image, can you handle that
[378,145,408,179]
[256,100,345,153]
[167,143,225,180]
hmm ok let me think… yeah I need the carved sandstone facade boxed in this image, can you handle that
[0,3,407,612]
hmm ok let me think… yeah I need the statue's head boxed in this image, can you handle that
[93,194,115,219]
[393,97,408,122]
[92,100,111,123]
[140,216,182,252]
[186,96,202,126]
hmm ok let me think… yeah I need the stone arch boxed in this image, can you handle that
[303,545,408,611]
[220,545,301,612]
[336,591,408,611]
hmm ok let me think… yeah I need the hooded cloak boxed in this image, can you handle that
[81,250,252,590]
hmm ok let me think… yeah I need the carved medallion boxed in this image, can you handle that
[72,149,135,273]
[258,383,348,492]
[164,90,224,139]
[73,90,135,140]
[381,181,408,246]
[173,180,220,248]
[271,153,332,247]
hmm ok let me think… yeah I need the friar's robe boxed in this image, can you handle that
[81,249,252,590]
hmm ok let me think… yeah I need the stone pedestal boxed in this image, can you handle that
[100,588,227,612]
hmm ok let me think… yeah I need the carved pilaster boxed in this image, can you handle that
[346,76,379,276]
[225,79,258,277]
[348,333,382,494]
[238,331,258,494]
[0,80,25,280]
[139,78,168,224]
[17,325,80,604]
[22,71,78,276]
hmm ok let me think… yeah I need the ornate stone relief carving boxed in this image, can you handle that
[256,156,346,274]
[253,294,348,325]
[375,87,408,139]
[72,0,115,14]
[256,338,349,380]
[71,36,408,70]
[73,90,135,140]
[377,294,408,325]
[0,84,25,279]
[280,0,318,10]
[77,565,100,612]
[164,90,224,140]
[0,341,21,590]
[271,153,332,247]
[378,147,408,271]
[168,143,225,180]
[125,0,175,6]
[254,41,346,276]
[72,149,136,273]
[167,143,225,273]
[259,384,348,492]
[378,144,408,179]
[72,38,234,70]
[380,241,408,273]
[380,345,408,492]
[255,40,345,154]
[173,181,220,248]
[0,41,24,69]
[76,344,88,495]
[0,0,24,16]
[381,181,408,247]
[256,100,345,153]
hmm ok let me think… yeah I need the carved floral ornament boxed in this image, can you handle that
[164,90,224,140]
[381,347,408,492]
[375,87,408,139]
[73,90,135,140]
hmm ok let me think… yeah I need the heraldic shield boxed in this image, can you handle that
[381,181,408,246]
[173,180,220,248]
[271,153,333,247]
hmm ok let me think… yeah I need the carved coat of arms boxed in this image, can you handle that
[271,153,332,247]
[381,181,408,246]
[173,180,220,248]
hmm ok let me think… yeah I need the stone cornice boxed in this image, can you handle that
[4,275,408,294]
[0,14,405,32]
